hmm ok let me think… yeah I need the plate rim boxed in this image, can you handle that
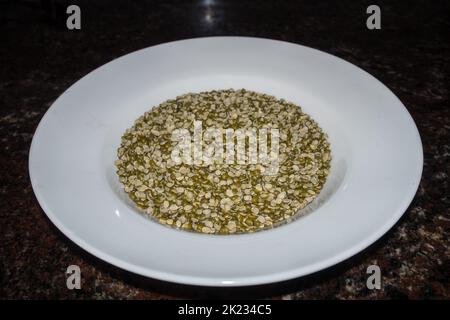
[29,36,423,286]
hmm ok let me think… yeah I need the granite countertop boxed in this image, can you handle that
[0,0,448,299]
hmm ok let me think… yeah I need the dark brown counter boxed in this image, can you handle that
[0,0,448,299]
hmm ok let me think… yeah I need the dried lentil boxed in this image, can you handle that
[115,89,331,234]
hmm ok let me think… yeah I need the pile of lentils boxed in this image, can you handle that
[115,89,331,234]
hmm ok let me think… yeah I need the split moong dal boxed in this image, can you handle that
[115,89,331,234]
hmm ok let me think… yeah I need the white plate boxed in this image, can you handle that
[29,37,423,286]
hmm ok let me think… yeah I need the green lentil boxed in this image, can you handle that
[115,89,331,234]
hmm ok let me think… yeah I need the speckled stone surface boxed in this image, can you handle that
[0,0,448,299]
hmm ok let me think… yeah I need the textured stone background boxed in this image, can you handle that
[0,0,448,299]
